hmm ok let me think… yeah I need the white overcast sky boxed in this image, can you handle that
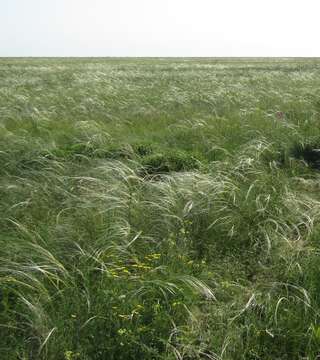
[0,0,319,57]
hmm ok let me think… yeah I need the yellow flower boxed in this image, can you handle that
[64,351,80,360]
[109,271,120,278]
[118,328,127,335]
[145,253,161,260]
[172,301,181,307]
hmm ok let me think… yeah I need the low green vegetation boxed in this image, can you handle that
[1,58,320,359]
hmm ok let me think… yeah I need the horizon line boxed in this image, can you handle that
[1,56,320,59]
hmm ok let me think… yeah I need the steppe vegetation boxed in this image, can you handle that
[1,58,320,359]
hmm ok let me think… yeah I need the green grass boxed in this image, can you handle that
[1,58,320,359]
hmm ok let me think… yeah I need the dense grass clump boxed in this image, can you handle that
[290,139,320,169]
[2,58,320,359]
[140,150,200,176]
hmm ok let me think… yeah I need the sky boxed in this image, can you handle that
[0,0,319,57]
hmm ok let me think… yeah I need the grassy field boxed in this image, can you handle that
[1,58,320,359]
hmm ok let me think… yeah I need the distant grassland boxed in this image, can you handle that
[2,58,320,359]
